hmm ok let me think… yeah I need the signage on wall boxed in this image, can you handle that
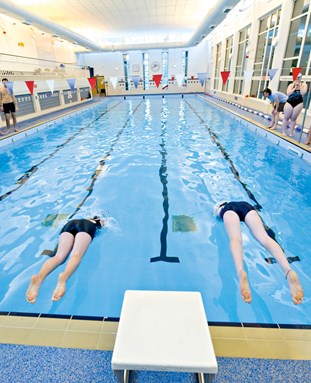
[132,64,139,72]
[151,61,160,72]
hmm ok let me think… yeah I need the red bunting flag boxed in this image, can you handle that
[153,74,162,88]
[220,71,230,85]
[292,67,302,81]
[25,81,35,95]
[87,77,97,89]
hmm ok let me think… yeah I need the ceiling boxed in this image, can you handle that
[0,0,241,52]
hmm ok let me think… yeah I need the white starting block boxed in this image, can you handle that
[111,290,218,383]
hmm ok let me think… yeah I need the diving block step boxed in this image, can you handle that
[112,290,218,383]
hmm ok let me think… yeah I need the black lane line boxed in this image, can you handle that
[186,101,262,210]
[42,100,143,256]
[185,101,284,248]
[0,101,122,202]
[150,102,180,263]
[68,100,144,219]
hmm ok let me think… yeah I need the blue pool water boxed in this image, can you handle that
[0,95,310,325]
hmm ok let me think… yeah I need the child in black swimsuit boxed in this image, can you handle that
[215,201,304,305]
[26,216,104,304]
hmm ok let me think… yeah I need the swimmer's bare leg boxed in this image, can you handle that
[51,232,92,302]
[26,275,43,304]
[25,232,74,303]
[244,211,304,304]
[52,272,67,301]
[286,270,304,305]
[223,211,252,303]
[239,270,252,303]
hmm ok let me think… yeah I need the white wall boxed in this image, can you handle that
[0,13,78,69]
[78,42,210,82]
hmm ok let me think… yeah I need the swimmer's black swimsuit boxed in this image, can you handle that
[220,201,255,222]
[286,90,303,108]
[60,219,101,240]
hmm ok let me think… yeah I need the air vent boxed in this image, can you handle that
[223,7,232,13]
[209,25,216,29]
[22,20,31,25]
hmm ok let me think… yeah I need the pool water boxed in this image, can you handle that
[0,95,310,325]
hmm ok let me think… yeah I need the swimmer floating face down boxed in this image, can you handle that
[215,201,304,305]
[26,217,105,304]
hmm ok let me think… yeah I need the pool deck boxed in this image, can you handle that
[0,94,310,362]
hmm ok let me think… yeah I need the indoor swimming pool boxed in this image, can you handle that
[0,95,310,326]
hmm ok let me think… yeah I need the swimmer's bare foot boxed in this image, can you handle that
[239,270,252,303]
[14,129,19,132]
[26,275,42,304]
[286,270,304,305]
[52,272,67,302]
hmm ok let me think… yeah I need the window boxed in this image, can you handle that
[282,2,310,76]
[251,9,281,98]
[123,53,130,91]
[214,42,222,89]
[162,51,169,87]
[181,50,188,83]
[234,26,250,95]
[280,1,311,109]
[222,36,233,91]
[142,52,149,90]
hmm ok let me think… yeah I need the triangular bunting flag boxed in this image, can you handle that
[87,78,96,89]
[25,80,35,95]
[268,69,278,81]
[46,80,55,94]
[110,77,118,89]
[197,72,207,86]
[292,67,302,81]
[153,74,162,88]
[220,71,230,84]
[244,69,253,80]
[6,81,14,95]
[176,74,184,87]
[67,78,76,92]
[132,76,140,89]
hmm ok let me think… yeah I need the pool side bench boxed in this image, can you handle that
[111,290,218,383]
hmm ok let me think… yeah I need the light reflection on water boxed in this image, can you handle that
[0,96,310,324]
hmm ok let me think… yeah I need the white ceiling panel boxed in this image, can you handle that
[0,0,242,51]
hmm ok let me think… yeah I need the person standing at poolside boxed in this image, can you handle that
[281,73,308,137]
[26,216,105,303]
[262,88,287,130]
[0,78,19,134]
[304,123,311,145]
[214,201,304,305]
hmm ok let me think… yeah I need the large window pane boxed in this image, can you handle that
[285,16,307,57]
[293,0,310,18]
